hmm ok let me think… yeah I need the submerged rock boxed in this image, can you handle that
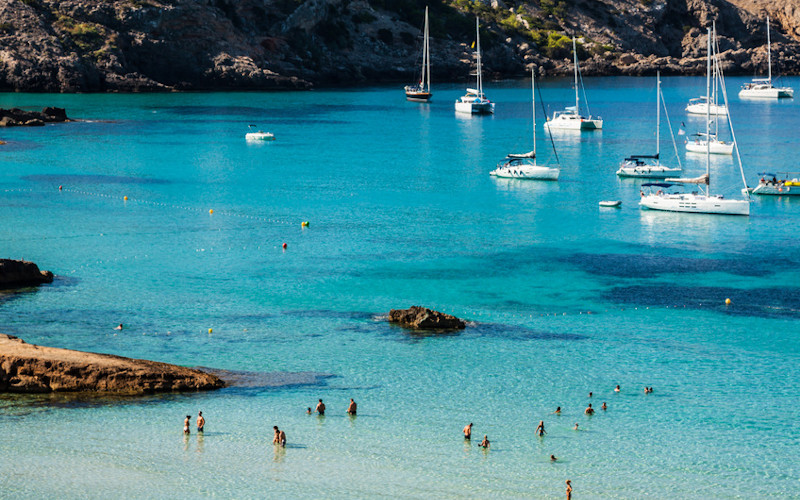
[0,259,54,287]
[0,334,225,394]
[388,306,466,330]
[0,108,70,127]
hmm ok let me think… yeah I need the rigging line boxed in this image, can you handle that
[536,76,560,165]
[576,53,592,117]
[660,91,682,170]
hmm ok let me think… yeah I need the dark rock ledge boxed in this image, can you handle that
[0,107,69,127]
[0,259,54,287]
[388,306,467,330]
[0,334,225,394]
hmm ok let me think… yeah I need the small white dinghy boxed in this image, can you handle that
[599,200,622,208]
[245,124,275,141]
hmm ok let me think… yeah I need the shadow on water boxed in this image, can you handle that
[604,284,800,319]
[562,252,782,278]
[23,174,171,185]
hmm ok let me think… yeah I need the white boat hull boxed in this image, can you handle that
[738,87,793,99]
[685,140,733,155]
[685,102,728,116]
[490,164,559,180]
[544,116,602,130]
[616,165,681,178]
[639,193,749,215]
[245,132,275,141]
[751,183,800,195]
[455,101,494,114]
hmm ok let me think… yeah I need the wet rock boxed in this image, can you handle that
[388,306,466,330]
[0,259,53,287]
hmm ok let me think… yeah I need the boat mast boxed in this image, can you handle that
[767,16,772,82]
[475,17,482,95]
[572,37,579,114]
[532,67,536,160]
[423,6,430,92]
[656,70,660,161]
[705,27,712,191]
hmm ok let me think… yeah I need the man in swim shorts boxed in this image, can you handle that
[585,404,594,415]
[347,399,357,415]
[196,411,205,432]
[463,423,472,440]
[315,399,325,416]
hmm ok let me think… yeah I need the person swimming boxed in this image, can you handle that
[535,420,546,437]
[601,402,607,411]
[554,406,561,414]
[585,404,594,415]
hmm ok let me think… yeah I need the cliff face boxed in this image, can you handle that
[0,0,798,92]
[0,334,224,394]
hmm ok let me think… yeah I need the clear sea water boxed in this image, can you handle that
[0,76,799,498]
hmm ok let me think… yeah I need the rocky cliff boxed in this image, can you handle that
[0,0,798,92]
[0,259,54,286]
[0,334,225,393]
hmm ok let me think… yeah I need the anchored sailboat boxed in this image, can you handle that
[617,71,682,178]
[491,68,559,180]
[544,37,602,130]
[640,27,750,216]
[405,6,432,102]
[455,17,493,114]
[739,16,794,99]
[686,31,728,116]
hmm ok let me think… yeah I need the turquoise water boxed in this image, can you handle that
[1,76,799,498]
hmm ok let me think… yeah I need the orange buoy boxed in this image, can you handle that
[209,209,214,214]
[59,185,63,191]
[301,221,309,227]
[282,243,287,249]
[725,298,731,305]
[123,196,128,201]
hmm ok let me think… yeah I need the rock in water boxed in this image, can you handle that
[0,334,225,394]
[388,306,466,330]
[0,259,54,287]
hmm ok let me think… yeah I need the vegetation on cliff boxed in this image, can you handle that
[0,0,798,91]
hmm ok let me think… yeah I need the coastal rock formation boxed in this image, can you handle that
[0,259,54,287]
[0,334,225,394]
[0,0,799,91]
[388,306,466,330]
[0,107,69,127]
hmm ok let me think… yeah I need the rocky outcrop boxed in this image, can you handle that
[0,107,69,127]
[388,306,466,330]
[0,334,225,394]
[1,0,800,91]
[0,259,54,287]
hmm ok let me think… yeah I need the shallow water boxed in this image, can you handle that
[1,76,799,498]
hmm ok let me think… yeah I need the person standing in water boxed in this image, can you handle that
[601,402,607,411]
[479,435,490,449]
[615,384,620,393]
[183,415,191,434]
[585,404,595,415]
[278,429,286,447]
[535,420,546,437]
[347,399,357,415]
[566,479,572,499]
[315,399,326,416]
[272,426,281,445]
[463,423,473,440]
[196,411,205,432]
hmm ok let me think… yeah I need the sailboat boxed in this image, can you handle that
[640,27,750,216]
[686,34,728,116]
[490,68,559,180]
[455,17,494,114]
[739,16,794,99]
[544,37,602,130]
[686,25,733,155]
[404,6,432,102]
[617,71,682,178]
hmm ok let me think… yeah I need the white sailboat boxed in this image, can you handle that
[640,27,750,216]
[617,71,682,178]
[739,16,794,99]
[405,6,432,102]
[686,34,728,116]
[544,37,602,130]
[686,25,733,155]
[455,17,494,115]
[491,68,559,180]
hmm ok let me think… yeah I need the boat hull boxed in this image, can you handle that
[544,117,602,130]
[245,132,275,141]
[751,183,800,195]
[406,92,432,102]
[616,165,682,178]
[455,101,494,114]
[685,140,733,155]
[685,103,728,116]
[490,165,559,180]
[739,87,794,99]
[639,193,749,215]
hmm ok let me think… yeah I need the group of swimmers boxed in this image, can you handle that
[304,398,357,417]
[183,411,204,434]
